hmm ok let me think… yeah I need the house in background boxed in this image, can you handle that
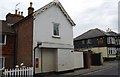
[0,20,15,69]
[74,28,120,60]
[0,10,24,69]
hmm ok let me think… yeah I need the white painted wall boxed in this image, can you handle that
[33,4,75,73]
[74,52,84,69]
[33,5,73,46]
[57,49,74,72]
[91,47,107,57]
[35,48,41,73]
[83,47,108,57]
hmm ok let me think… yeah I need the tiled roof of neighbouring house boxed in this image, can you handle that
[74,28,118,41]
[0,20,15,34]
[106,31,118,37]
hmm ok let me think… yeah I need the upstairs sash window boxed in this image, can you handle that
[53,23,59,36]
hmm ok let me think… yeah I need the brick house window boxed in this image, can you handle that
[0,57,5,69]
[0,34,6,45]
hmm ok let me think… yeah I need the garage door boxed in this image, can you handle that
[42,48,57,73]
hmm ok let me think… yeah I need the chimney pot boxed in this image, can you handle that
[28,2,34,15]
[18,11,20,15]
[15,10,17,14]
[21,12,23,16]
[30,2,33,7]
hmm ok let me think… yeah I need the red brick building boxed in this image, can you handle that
[0,2,34,69]
[0,9,25,69]
[0,20,15,68]
[13,5,34,67]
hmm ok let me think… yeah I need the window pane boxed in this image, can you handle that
[0,34,5,44]
[0,58,2,69]
[2,35,5,43]
[0,34,2,43]
[53,23,59,36]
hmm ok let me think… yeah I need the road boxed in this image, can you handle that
[78,61,120,77]
[39,61,120,77]
[83,62,119,75]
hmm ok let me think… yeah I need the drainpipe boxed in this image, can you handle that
[41,47,43,73]
[33,42,42,75]
[13,33,16,68]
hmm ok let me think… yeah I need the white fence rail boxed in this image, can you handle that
[4,67,33,77]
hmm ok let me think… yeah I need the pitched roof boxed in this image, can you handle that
[0,20,15,34]
[33,0,76,26]
[74,28,118,41]
[118,33,120,36]
[106,31,118,36]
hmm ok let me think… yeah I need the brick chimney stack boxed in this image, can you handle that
[6,10,24,24]
[28,2,34,15]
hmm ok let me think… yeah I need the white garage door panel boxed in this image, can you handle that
[42,48,57,72]
[57,49,74,71]
[74,52,84,69]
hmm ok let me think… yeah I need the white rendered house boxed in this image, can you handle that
[33,0,76,73]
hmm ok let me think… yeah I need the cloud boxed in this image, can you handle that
[73,0,119,38]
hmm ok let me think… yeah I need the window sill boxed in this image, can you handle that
[52,35,61,38]
[0,43,6,46]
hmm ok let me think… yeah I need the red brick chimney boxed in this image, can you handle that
[6,10,24,24]
[28,2,34,15]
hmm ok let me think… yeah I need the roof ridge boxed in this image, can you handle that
[95,28,106,35]
[74,28,107,40]
[53,0,59,3]
[74,29,92,40]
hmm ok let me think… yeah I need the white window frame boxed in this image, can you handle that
[52,22,60,38]
[0,57,5,69]
[107,37,116,44]
[108,48,117,55]
[0,34,7,45]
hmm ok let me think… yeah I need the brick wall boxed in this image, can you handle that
[16,15,33,67]
[6,13,24,24]
[2,34,15,68]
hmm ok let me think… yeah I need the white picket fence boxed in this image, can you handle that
[4,67,33,77]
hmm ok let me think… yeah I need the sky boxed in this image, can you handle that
[0,0,119,38]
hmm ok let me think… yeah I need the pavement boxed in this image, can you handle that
[36,60,119,77]
[62,60,118,76]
